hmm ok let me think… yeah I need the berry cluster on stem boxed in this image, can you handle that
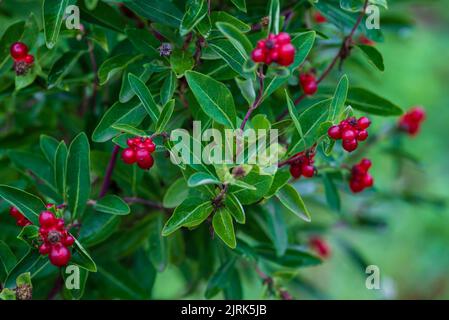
[251,32,295,66]
[299,73,318,96]
[121,137,156,170]
[314,12,327,24]
[328,116,371,152]
[289,150,316,179]
[349,158,374,193]
[10,42,34,76]
[38,205,74,267]
[398,107,426,136]
[9,206,31,227]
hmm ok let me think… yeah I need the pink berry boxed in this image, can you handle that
[342,139,358,152]
[39,211,56,228]
[10,42,28,60]
[122,148,137,164]
[49,244,71,267]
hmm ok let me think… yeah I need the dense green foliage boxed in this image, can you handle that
[0,0,447,300]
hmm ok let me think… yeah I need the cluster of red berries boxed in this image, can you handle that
[349,158,374,193]
[328,116,371,152]
[10,42,34,76]
[9,207,32,227]
[121,137,156,170]
[38,205,74,267]
[314,12,327,24]
[309,236,331,258]
[398,107,426,136]
[289,151,316,179]
[299,73,318,95]
[251,32,295,67]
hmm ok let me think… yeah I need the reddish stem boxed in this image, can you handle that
[99,145,120,198]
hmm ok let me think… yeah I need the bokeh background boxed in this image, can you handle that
[1,0,448,299]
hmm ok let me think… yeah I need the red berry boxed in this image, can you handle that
[357,130,368,141]
[122,148,137,164]
[350,180,364,193]
[341,129,356,141]
[360,158,372,171]
[303,81,318,95]
[62,235,75,247]
[251,48,266,63]
[310,237,331,258]
[357,117,371,129]
[136,148,150,160]
[302,165,315,178]
[39,211,56,227]
[137,154,154,170]
[45,203,55,209]
[342,139,358,152]
[277,43,295,66]
[410,107,426,122]
[269,50,279,62]
[49,244,71,267]
[9,207,21,219]
[55,218,65,230]
[257,40,266,49]
[314,12,327,24]
[289,164,302,179]
[39,243,51,255]
[359,35,375,46]
[24,54,34,64]
[328,125,341,140]
[363,174,374,187]
[276,32,291,45]
[10,42,28,60]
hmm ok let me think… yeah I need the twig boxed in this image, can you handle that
[98,145,120,198]
[240,66,265,131]
[47,275,63,300]
[255,265,293,300]
[276,0,369,121]
[123,197,169,212]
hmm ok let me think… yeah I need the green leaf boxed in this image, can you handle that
[255,245,321,268]
[185,71,237,128]
[43,0,73,49]
[286,90,305,148]
[230,167,273,205]
[17,225,39,247]
[0,288,16,300]
[236,77,256,104]
[188,172,221,187]
[225,193,245,224]
[209,40,250,79]
[98,54,141,85]
[128,73,161,123]
[170,49,195,78]
[156,99,175,133]
[126,0,183,28]
[0,241,17,275]
[216,22,252,55]
[67,132,91,219]
[160,72,177,105]
[0,186,44,225]
[5,251,48,288]
[71,239,97,272]
[205,257,237,299]
[40,134,59,166]
[48,51,84,88]
[210,12,250,32]
[267,0,280,35]
[163,178,189,208]
[162,198,213,236]
[54,141,68,197]
[288,98,332,156]
[79,1,126,32]
[92,100,147,143]
[180,0,208,36]
[231,0,247,12]
[275,184,311,222]
[347,88,403,116]
[125,28,160,58]
[357,44,385,71]
[148,213,168,272]
[78,211,120,247]
[261,201,288,256]
[111,123,146,137]
[265,169,290,198]
[15,67,37,91]
[0,21,25,68]
[94,195,130,215]
[212,207,236,249]
[329,75,349,121]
